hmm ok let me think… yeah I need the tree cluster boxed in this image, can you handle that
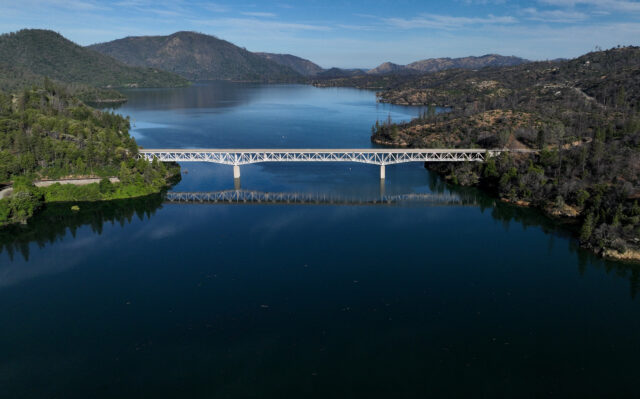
[370,46,640,257]
[0,81,178,226]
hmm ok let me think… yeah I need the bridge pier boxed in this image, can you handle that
[380,165,386,180]
[233,165,240,179]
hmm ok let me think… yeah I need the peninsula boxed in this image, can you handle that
[0,83,179,227]
[353,46,639,261]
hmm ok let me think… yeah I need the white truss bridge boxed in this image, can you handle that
[165,190,475,207]
[139,148,508,179]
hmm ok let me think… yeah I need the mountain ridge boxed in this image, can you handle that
[367,54,529,75]
[254,53,323,76]
[88,31,304,82]
[0,29,188,92]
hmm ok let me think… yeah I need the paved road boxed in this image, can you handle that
[0,177,119,200]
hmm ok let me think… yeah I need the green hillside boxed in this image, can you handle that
[0,29,188,100]
[88,31,303,82]
[255,52,324,76]
[0,83,179,226]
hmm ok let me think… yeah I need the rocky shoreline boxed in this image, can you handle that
[419,160,640,263]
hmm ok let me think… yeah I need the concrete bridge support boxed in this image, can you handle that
[380,165,386,180]
[233,165,241,179]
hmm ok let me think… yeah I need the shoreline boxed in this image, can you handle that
[0,177,121,200]
[0,170,181,228]
[419,161,640,263]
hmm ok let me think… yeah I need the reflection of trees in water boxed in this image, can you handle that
[430,172,640,299]
[102,81,256,112]
[85,101,124,111]
[0,194,164,261]
[2,178,638,298]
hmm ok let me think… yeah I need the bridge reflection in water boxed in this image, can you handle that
[164,190,478,207]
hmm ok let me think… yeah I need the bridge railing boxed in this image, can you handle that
[138,148,502,166]
[138,148,536,179]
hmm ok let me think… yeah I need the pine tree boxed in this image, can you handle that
[580,213,594,242]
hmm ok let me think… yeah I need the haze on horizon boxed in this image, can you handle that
[1,0,639,68]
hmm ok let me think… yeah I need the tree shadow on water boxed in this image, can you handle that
[0,194,165,262]
[431,172,640,299]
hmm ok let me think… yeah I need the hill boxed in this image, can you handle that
[367,54,529,75]
[88,31,303,82]
[255,53,323,76]
[367,62,405,75]
[0,29,188,98]
[0,83,179,226]
[369,46,640,261]
[315,68,367,79]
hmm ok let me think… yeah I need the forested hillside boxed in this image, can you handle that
[0,29,188,102]
[88,31,303,82]
[369,46,640,260]
[255,52,324,76]
[0,82,179,226]
[366,54,528,75]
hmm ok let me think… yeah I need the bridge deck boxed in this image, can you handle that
[140,148,490,153]
[138,148,503,165]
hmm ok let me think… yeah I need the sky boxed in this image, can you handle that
[0,0,639,68]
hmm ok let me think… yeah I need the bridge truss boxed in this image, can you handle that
[138,148,514,179]
[138,148,496,166]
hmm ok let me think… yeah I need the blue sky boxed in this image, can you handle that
[1,0,639,68]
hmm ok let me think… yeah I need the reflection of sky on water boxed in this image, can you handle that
[1,83,640,398]
[0,228,114,288]
[128,121,170,141]
[116,83,427,150]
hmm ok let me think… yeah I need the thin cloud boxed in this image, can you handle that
[353,13,379,19]
[112,0,196,18]
[147,8,185,17]
[522,7,588,22]
[241,12,277,17]
[539,0,640,12]
[113,0,150,6]
[191,17,330,32]
[461,0,507,4]
[382,13,518,30]
[336,24,378,31]
[19,0,110,11]
[202,2,230,13]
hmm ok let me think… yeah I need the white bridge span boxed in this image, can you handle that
[139,148,502,179]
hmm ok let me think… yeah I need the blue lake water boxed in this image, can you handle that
[1,82,639,398]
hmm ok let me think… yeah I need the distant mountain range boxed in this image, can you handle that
[88,32,303,82]
[366,55,529,75]
[87,31,529,81]
[0,29,188,94]
[0,28,533,104]
[314,68,368,79]
[307,55,529,79]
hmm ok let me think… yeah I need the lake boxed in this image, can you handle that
[1,82,639,398]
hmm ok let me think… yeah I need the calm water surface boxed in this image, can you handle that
[1,82,639,398]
